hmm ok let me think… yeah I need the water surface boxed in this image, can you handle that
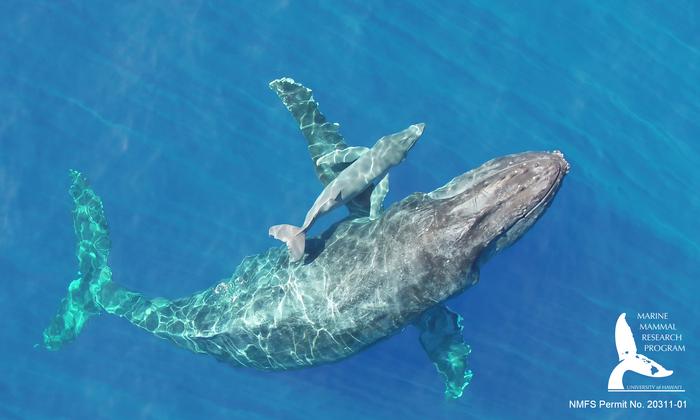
[0,1,698,419]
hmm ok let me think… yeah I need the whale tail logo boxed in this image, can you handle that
[607,313,673,390]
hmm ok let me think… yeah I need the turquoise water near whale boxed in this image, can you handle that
[1,1,698,419]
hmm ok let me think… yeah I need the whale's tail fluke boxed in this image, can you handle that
[43,172,196,351]
[42,170,112,350]
[269,224,305,262]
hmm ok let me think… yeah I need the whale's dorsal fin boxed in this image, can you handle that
[615,313,637,360]
[269,77,373,217]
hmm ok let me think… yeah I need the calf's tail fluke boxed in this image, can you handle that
[42,170,113,350]
[269,224,305,262]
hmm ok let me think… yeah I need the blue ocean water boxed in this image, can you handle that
[1,1,698,419]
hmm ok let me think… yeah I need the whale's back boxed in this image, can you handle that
[195,215,436,370]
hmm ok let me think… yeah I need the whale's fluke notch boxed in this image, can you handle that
[43,170,113,350]
[269,77,373,217]
[416,305,473,399]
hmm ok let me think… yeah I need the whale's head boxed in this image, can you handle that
[435,151,569,263]
[381,151,569,300]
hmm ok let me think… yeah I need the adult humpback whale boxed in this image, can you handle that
[42,78,569,399]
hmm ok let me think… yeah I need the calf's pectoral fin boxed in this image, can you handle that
[369,174,389,219]
[415,305,473,399]
[316,146,370,167]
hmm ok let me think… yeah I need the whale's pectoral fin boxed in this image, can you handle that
[269,77,349,186]
[416,305,473,399]
[316,146,369,167]
[269,77,373,219]
[369,174,389,219]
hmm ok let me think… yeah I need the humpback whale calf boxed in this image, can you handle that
[42,77,569,399]
[270,122,425,262]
